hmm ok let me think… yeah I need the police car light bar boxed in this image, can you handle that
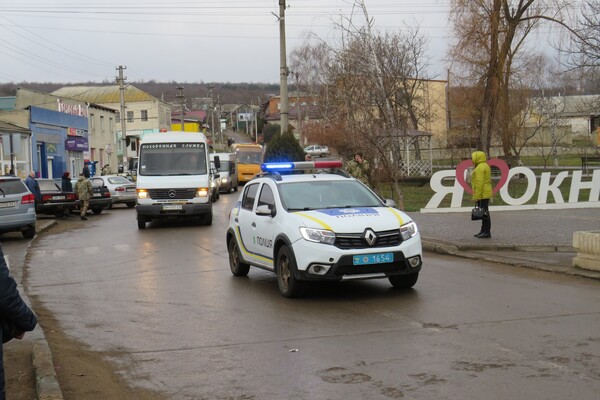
[261,161,343,172]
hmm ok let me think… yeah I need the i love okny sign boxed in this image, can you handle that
[421,158,600,213]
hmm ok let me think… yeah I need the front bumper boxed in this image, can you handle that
[136,202,211,218]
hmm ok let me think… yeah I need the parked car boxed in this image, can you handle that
[304,144,330,157]
[68,178,112,214]
[0,175,36,239]
[90,175,136,208]
[36,179,77,218]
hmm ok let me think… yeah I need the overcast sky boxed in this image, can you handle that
[0,1,463,84]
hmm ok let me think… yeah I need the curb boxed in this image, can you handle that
[29,219,65,400]
[422,239,600,281]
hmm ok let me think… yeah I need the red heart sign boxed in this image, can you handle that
[455,158,510,195]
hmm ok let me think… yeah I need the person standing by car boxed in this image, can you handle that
[61,171,73,192]
[0,243,38,400]
[82,164,90,178]
[471,150,492,238]
[24,171,42,203]
[346,152,371,186]
[74,173,93,220]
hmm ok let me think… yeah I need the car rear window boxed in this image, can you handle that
[0,179,28,195]
[107,177,131,184]
[38,180,61,191]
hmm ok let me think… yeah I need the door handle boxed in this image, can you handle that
[252,222,256,228]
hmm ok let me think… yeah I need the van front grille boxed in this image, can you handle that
[148,188,197,200]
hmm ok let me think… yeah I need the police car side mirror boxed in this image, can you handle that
[256,204,276,217]
[383,199,396,207]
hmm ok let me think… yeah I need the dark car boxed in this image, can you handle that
[36,179,77,218]
[69,178,111,215]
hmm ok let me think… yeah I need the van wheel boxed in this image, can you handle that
[276,245,304,298]
[228,238,250,276]
[137,214,147,229]
[201,208,213,226]
[234,184,238,192]
[22,225,36,239]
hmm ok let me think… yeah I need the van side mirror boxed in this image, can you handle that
[213,156,221,170]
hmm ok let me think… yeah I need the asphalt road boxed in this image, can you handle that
[17,194,600,400]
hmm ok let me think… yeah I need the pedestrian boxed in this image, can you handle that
[0,243,38,400]
[61,171,73,192]
[24,171,42,203]
[305,153,312,161]
[471,150,492,238]
[82,164,90,178]
[346,152,371,186]
[74,173,93,221]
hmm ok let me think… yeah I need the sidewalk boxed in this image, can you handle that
[12,208,600,400]
[408,208,600,280]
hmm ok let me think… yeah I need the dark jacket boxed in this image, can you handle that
[82,165,90,178]
[24,175,42,202]
[0,244,37,343]
[61,173,73,192]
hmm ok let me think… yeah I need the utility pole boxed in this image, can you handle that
[176,86,185,132]
[294,72,302,144]
[209,85,215,138]
[116,65,127,167]
[278,0,289,134]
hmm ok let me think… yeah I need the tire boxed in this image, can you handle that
[276,245,304,298]
[126,202,136,208]
[108,203,113,209]
[22,225,35,239]
[234,183,238,192]
[388,272,419,289]
[137,214,147,229]
[200,208,213,226]
[228,238,250,276]
[92,208,102,215]
[54,210,64,218]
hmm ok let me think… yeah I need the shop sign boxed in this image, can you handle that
[65,136,89,151]
[57,99,88,118]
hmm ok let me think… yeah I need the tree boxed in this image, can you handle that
[448,0,576,155]
[568,0,600,70]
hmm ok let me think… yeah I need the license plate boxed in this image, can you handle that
[126,188,135,192]
[52,196,65,200]
[0,201,16,208]
[162,204,182,210]
[353,252,394,265]
[93,193,102,197]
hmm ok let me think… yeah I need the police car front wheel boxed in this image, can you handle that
[388,272,419,289]
[276,245,305,298]
[228,239,250,277]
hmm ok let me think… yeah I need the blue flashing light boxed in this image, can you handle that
[261,162,295,171]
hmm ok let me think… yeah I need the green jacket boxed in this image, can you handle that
[75,177,93,201]
[471,151,492,201]
[347,159,371,186]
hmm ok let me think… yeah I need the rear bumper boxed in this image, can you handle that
[0,209,36,232]
[36,202,76,215]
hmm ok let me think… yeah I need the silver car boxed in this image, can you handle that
[304,144,330,157]
[0,176,36,239]
[90,175,137,208]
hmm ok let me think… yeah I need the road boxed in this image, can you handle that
[12,194,600,400]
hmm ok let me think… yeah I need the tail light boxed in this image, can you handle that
[115,186,125,192]
[103,191,111,198]
[66,193,76,200]
[42,194,53,201]
[21,193,35,204]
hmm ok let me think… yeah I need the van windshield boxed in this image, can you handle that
[139,143,207,176]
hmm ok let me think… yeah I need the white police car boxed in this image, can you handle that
[226,161,422,297]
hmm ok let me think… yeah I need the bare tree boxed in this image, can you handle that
[448,0,576,155]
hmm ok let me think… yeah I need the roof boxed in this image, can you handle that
[0,97,16,111]
[51,85,159,104]
[531,95,600,117]
[0,120,30,133]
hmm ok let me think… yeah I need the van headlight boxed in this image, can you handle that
[221,177,227,184]
[300,227,336,245]
[400,221,418,241]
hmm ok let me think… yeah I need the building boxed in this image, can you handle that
[52,85,171,164]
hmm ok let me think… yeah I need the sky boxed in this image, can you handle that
[0,0,458,84]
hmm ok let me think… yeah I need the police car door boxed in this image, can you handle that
[251,182,277,270]
[237,182,260,264]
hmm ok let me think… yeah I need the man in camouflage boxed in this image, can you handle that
[74,173,93,220]
[346,152,371,186]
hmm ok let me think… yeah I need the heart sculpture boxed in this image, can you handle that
[455,158,510,195]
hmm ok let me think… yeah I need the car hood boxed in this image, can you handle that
[291,207,412,233]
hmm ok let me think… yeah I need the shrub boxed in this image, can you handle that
[264,131,305,162]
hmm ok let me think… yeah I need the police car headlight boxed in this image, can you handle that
[300,227,336,245]
[400,221,418,241]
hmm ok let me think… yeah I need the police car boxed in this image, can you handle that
[226,161,422,298]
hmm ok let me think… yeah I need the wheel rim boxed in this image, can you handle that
[279,256,291,290]
[230,242,239,270]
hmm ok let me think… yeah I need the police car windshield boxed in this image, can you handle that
[280,180,382,210]
[139,143,207,176]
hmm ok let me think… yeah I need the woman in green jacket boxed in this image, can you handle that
[471,151,492,238]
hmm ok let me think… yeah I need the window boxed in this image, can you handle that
[127,111,134,123]
[90,113,95,131]
[242,183,259,210]
[115,112,120,123]
[257,184,275,210]
[100,116,105,131]
[141,110,148,122]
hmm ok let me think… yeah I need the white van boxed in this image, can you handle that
[135,132,219,229]
[210,152,238,193]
